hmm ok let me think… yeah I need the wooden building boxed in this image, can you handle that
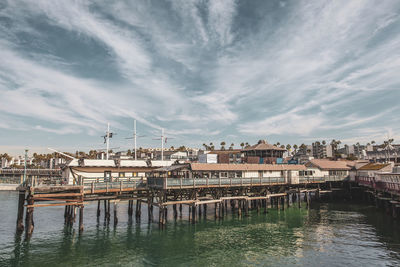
[63,159,174,185]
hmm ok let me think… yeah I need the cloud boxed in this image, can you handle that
[0,0,400,150]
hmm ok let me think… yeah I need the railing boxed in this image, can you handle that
[0,168,62,175]
[148,175,351,189]
[83,179,146,193]
[355,176,375,188]
[79,176,145,184]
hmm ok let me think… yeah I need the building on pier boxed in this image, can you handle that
[241,141,285,164]
[305,159,352,180]
[63,159,175,185]
[150,163,306,187]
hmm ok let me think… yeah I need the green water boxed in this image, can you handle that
[1,191,400,266]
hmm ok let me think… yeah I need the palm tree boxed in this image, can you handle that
[209,143,215,151]
[280,145,285,149]
[220,141,226,150]
[276,142,281,146]
[245,142,250,148]
[293,144,298,154]
[240,142,245,149]
[286,144,291,155]
[322,140,326,145]
[229,143,234,150]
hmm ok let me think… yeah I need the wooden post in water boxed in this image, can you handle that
[79,206,84,232]
[198,204,202,218]
[203,204,207,218]
[136,200,141,219]
[238,200,242,217]
[103,200,107,222]
[16,191,25,233]
[107,200,111,224]
[192,205,196,224]
[173,204,177,219]
[214,203,217,219]
[25,195,34,238]
[64,205,69,224]
[114,201,118,226]
[297,188,301,208]
[97,200,101,218]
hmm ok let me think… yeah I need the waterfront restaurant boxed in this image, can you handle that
[241,141,286,164]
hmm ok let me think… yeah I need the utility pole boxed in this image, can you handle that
[23,149,28,185]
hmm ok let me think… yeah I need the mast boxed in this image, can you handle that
[134,120,137,161]
[106,123,110,160]
[161,128,164,162]
[23,149,28,185]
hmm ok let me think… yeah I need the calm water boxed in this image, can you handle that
[1,191,400,267]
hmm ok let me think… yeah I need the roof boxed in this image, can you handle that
[306,159,351,170]
[72,167,156,172]
[208,150,242,155]
[190,163,306,171]
[358,163,391,171]
[242,143,286,151]
[154,164,190,172]
[120,160,148,167]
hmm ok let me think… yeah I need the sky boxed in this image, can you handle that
[1,0,400,156]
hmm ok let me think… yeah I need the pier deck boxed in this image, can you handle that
[14,176,357,238]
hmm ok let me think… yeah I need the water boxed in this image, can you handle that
[1,191,400,266]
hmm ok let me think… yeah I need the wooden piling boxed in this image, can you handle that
[297,188,301,208]
[25,196,34,238]
[192,205,196,224]
[16,191,25,233]
[97,200,101,218]
[79,206,84,232]
[114,201,118,226]
[103,200,107,222]
[173,204,177,219]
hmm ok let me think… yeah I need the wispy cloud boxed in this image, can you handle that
[0,0,400,151]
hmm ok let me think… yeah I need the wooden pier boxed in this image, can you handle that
[15,176,344,238]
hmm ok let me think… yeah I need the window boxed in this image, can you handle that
[119,172,125,177]
[220,172,228,178]
[104,171,112,182]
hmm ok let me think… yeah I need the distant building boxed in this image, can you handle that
[311,143,333,159]
[208,150,243,164]
[198,153,218,164]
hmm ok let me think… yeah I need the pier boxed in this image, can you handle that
[13,164,400,239]
[15,174,345,238]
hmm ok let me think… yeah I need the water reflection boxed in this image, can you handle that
[1,191,400,266]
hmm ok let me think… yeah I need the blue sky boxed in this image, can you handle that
[1,0,400,155]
